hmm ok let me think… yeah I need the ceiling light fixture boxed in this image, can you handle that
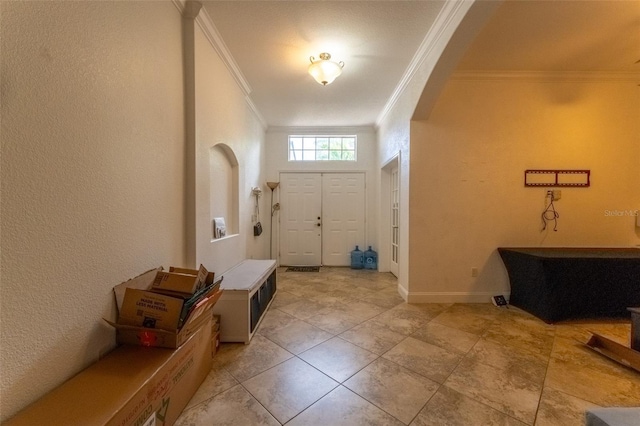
[308,53,344,86]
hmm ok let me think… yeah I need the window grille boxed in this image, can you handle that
[288,135,356,161]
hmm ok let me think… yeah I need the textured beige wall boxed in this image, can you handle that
[408,77,640,301]
[376,0,492,297]
[0,1,266,420]
[0,1,186,419]
[193,25,267,274]
[377,79,420,297]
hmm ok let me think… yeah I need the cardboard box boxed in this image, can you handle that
[106,268,222,348]
[212,314,221,332]
[118,288,184,331]
[152,264,209,296]
[6,324,212,426]
[169,266,215,286]
[212,331,221,358]
[211,314,221,358]
[585,333,640,373]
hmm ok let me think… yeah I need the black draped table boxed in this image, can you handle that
[498,247,640,323]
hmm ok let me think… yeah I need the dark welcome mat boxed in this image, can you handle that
[286,266,320,272]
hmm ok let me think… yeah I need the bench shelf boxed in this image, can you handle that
[213,259,277,343]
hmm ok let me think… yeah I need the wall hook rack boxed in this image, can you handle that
[524,169,590,187]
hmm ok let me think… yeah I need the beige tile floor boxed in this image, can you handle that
[176,267,640,426]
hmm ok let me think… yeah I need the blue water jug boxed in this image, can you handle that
[350,246,364,269]
[364,246,378,270]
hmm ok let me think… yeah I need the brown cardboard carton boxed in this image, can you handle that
[211,314,221,358]
[586,333,640,373]
[152,264,209,296]
[118,288,184,331]
[106,268,222,348]
[212,314,221,332]
[169,266,215,286]
[107,288,222,349]
[6,324,212,426]
[212,331,221,358]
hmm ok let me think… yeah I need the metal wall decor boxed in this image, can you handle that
[524,170,591,187]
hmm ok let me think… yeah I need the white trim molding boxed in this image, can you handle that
[243,96,268,130]
[376,0,473,128]
[406,291,511,304]
[397,283,409,302]
[451,70,640,82]
[196,7,268,129]
[267,126,376,135]
[195,5,251,95]
[174,0,267,129]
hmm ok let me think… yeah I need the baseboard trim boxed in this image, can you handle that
[397,284,409,302]
[406,291,511,304]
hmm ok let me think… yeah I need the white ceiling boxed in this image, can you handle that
[202,0,640,129]
[202,0,446,127]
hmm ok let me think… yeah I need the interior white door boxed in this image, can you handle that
[279,173,322,266]
[322,173,365,266]
[390,166,399,277]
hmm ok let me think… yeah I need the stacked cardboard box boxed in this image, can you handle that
[212,314,221,358]
[7,266,224,426]
[106,265,223,349]
[6,324,212,426]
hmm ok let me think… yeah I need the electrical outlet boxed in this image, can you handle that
[471,267,479,277]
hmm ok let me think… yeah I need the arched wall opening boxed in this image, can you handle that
[412,0,502,122]
[209,143,239,240]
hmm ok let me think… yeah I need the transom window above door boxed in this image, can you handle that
[288,135,357,161]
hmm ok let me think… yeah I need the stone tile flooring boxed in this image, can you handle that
[176,267,639,426]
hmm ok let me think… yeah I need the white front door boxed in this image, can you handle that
[322,173,365,266]
[279,173,322,266]
[279,172,365,266]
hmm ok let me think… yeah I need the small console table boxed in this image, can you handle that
[498,247,640,323]
[213,259,277,343]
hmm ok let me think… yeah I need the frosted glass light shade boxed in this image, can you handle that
[308,53,344,86]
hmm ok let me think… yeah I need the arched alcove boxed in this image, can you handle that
[209,143,239,240]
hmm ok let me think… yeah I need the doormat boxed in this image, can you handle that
[286,266,320,272]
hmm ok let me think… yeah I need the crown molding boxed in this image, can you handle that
[376,0,471,128]
[267,126,376,135]
[195,6,252,96]
[173,0,267,129]
[451,70,640,82]
[196,6,268,129]
[172,0,185,14]
[244,96,268,130]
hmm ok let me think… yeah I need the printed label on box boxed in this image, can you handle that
[141,413,156,426]
[118,288,183,331]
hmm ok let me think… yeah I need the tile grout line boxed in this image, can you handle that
[186,267,634,425]
[238,380,284,426]
[276,271,410,424]
[530,325,557,426]
[433,315,533,425]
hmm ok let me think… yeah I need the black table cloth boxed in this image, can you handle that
[498,247,640,323]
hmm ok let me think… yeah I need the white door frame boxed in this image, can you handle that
[380,154,400,275]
